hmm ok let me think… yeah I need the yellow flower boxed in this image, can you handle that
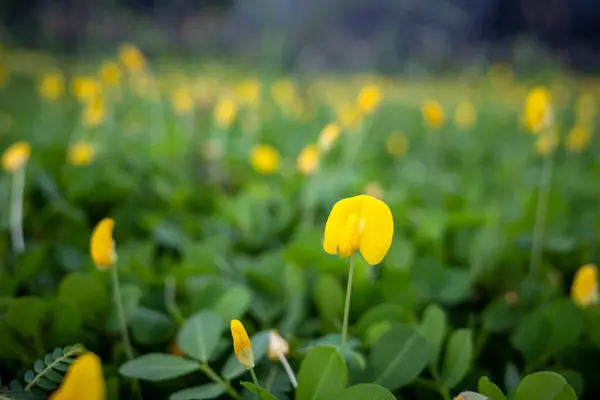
[336,103,363,130]
[68,142,96,166]
[213,97,237,129]
[422,100,445,128]
[565,125,592,153]
[250,145,280,175]
[171,88,194,115]
[571,264,598,307]
[453,99,477,130]
[364,182,384,199]
[297,144,320,175]
[268,329,290,361]
[2,141,31,172]
[356,84,382,115]
[83,96,106,127]
[39,72,65,102]
[98,61,122,87]
[318,123,341,152]
[524,87,552,133]
[230,319,254,369]
[72,77,102,104]
[236,79,261,106]
[49,352,105,400]
[323,194,394,265]
[90,218,117,269]
[385,133,409,157]
[535,128,558,155]
[119,44,146,73]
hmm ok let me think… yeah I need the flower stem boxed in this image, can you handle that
[10,167,26,254]
[200,363,242,400]
[250,368,264,400]
[110,263,134,360]
[278,353,298,388]
[341,256,355,356]
[164,275,185,326]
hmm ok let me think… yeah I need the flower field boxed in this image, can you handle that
[0,45,599,400]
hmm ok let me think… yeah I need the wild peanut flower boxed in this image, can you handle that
[90,218,117,269]
[171,88,194,115]
[2,142,31,172]
[213,97,237,129]
[453,99,477,130]
[356,84,382,115]
[250,145,280,175]
[318,123,341,152]
[422,100,445,128]
[119,44,146,73]
[98,61,122,87]
[535,128,559,156]
[268,329,290,360]
[230,319,254,369]
[571,264,598,307]
[68,142,96,166]
[236,79,261,106]
[524,87,552,133]
[49,352,105,400]
[39,72,65,102]
[72,77,102,104]
[297,144,320,176]
[565,125,592,153]
[336,103,363,130]
[324,194,394,265]
[83,96,106,127]
[385,132,409,157]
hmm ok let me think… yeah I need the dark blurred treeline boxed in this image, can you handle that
[2,0,600,72]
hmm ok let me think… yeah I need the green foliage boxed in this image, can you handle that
[119,353,201,381]
[296,346,347,400]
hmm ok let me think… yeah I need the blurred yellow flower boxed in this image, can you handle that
[250,144,280,175]
[83,96,106,127]
[213,97,237,129]
[271,79,297,110]
[364,182,384,199]
[68,142,96,166]
[571,264,598,307]
[98,61,122,87]
[72,77,102,104]
[535,128,558,155]
[565,125,592,153]
[422,100,445,128]
[230,319,254,369]
[336,103,363,130]
[385,132,409,158]
[297,144,320,176]
[171,87,194,115]
[49,352,105,400]
[39,72,65,102]
[119,44,145,73]
[453,99,477,130]
[268,329,290,361]
[524,87,552,133]
[323,194,394,265]
[318,123,341,152]
[356,84,382,115]
[236,79,261,106]
[2,141,31,172]
[90,218,116,269]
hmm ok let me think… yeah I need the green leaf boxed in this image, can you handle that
[46,299,82,347]
[169,383,226,400]
[58,273,109,328]
[419,303,447,368]
[36,377,58,390]
[441,328,473,389]
[477,376,507,400]
[514,372,577,400]
[296,345,347,400]
[240,382,278,400]
[511,310,552,363]
[6,297,47,339]
[211,286,252,322]
[353,303,413,338]
[313,275,344,328]
[177,310,224,363]
[33,360,44,374]
[338,384,396,400]
[483,299,521,333]
[130,306,176,345]
[119,353,201,381]
[370,324,429,390]
[24,370,34,383]
[221,330,270,381]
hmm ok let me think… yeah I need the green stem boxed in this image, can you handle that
[414,377,451,400]
[110,263,134,360]
[164,275,185,326]
[249,368,264,400]
[9,166,26,254]
[473,328,490,362]
[341,256,355,356]
[200,364,242,400]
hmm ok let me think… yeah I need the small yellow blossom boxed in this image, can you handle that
[68,142,96,166]
[565,125,592,153]
[324,194,394,265]
[524,87,552,133]
[90,218,117,269]
[98,61,122,87]
[297,144,320,176]
[119,44,146,73]
[230,319,254,369]
[236,79,261,106]
[356,84,382,115]
[171,88,194,115]
[39,72,65,102]
[268,329,290,361]
[571,264,598,307]
[250,145,280,175]
[83,96,106,127]
[318,123,341,152]
[422,100,445,128]
[453,99,477,130]
[2,141,31,172]
[535,128,559,155]
[72,77,102,104]
[364,182,384,199]
[49,352,105,400]
[213,97,237,129]
[385,133,409,157]
[336,103,363,130]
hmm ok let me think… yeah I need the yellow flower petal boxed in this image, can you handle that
[323,196,363,256]
[571,264,598,307]
[68,142,96,166]
[230,319,254,369]
[49,352,105,400]
[250,145,280,175]
[358,196,394,265]
[2,141,31,172]
[90,218,116,269]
